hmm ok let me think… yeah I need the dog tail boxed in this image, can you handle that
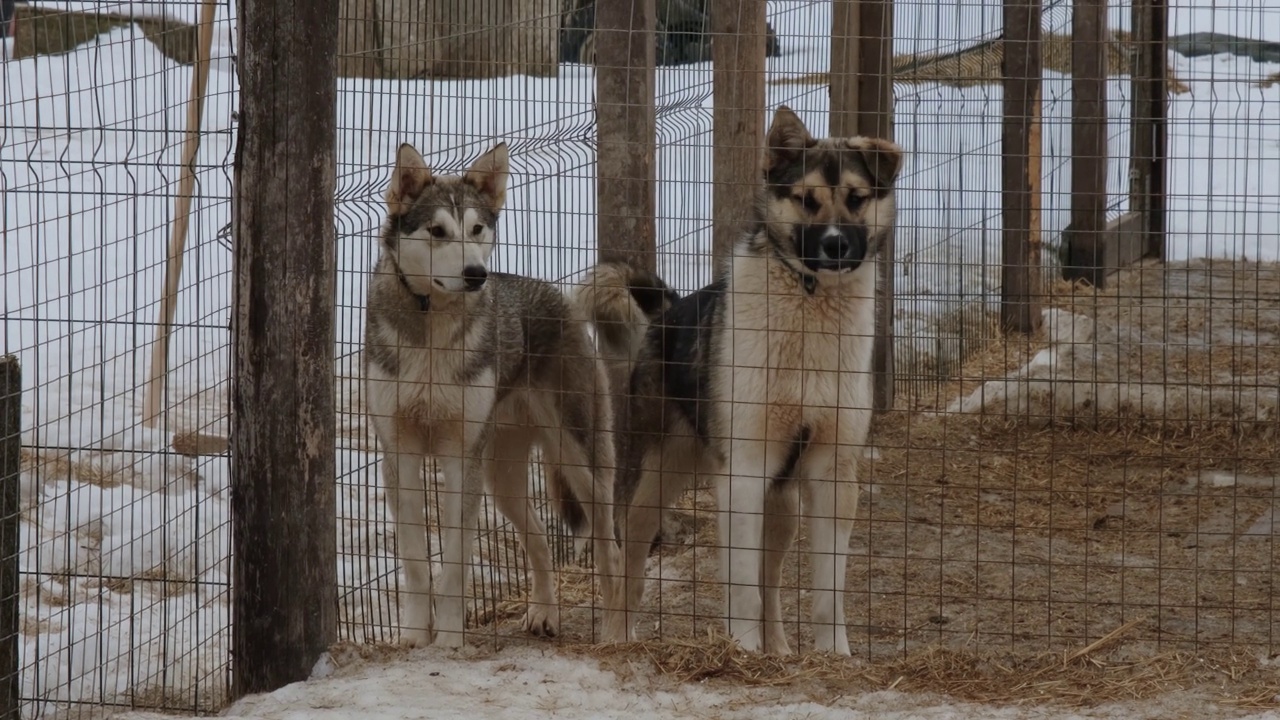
[571,261,679,396]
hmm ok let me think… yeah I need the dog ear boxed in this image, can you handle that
[851,137,904,190]
[763,105,815,175]
[464,142,510,211]
[386,143,433,215]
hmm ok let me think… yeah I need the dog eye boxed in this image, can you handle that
[845,192,866,211]
[800,191,821,212]
[428,226,447,238]
[471,224,484,236]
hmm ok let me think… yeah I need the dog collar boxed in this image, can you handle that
[392,260,431,312]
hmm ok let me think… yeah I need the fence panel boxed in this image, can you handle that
[2,0,1278,715]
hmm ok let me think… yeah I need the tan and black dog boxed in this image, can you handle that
[575,106,904,655]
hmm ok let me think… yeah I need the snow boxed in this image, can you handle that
[109,646,1280,720]
[2,0,1279,715]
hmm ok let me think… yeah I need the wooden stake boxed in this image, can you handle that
[141,0,219,427]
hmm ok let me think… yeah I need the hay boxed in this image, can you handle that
[568,633,1278,709]
[939,260,1280,431]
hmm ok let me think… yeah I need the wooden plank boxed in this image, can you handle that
[1062,0,1109,287]
[831,0,897,411]
[710,0,766,266]
[232,0,338,698]
[1001,0,1043,334]
[595,0,657,272]
[0,357,18,719]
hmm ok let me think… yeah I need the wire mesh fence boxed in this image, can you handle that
[2,0,1279,715]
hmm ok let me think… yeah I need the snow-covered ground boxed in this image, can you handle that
[111,646,1280,720]
[2,0,1279,715]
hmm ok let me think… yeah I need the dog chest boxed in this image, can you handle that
[722,283,875,408]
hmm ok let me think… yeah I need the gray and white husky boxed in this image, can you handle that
[574,106,904,655]
[363,142,623,647]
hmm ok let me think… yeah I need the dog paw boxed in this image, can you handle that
[521,603,560,638]
[433,630,465,649]
[813,631,852,657]
[764,629,792,656]
[600,612,631,644]
[399,628,434,648]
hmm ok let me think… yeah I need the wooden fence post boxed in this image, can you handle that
[1062,0,1108,287]
[595,0,657,272]
[710,0,766,266]
[0,357,18,719]
[831,0,896,411]
[1131,0,1168,261]
[1001,0,1043,334]
[232,0,338,697]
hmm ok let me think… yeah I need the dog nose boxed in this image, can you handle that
[820,234,850,260]
[461,265,488,291]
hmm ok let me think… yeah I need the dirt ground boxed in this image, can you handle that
[376,259,1280,709]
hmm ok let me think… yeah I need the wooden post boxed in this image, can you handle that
[710,0,767,266]
[1131,0,1168,261]
[595,0,657,272]
[831,0,896,411]
[141,0,220,428]
[0,357,18,720]
[232,0,338,698]
[1062,0,1109,287]
[1001,0,1043,334]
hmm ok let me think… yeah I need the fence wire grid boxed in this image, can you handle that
[2,0,1279,716]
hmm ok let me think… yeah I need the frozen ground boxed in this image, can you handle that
[1,0,1279,715]
[109,646,1280,720]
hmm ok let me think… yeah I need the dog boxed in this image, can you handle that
[574,106,903,655]
[363,141,623,648]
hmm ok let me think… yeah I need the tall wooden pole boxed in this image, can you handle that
[1131,0,1168,261]
[1063,0,1108,287]
[1001,0,1044,334]
[595,0,657,272]
[710,0,766,266]
[831,0,896,411]
[231,0,338,697]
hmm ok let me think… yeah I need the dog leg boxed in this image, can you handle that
[434,433,487,649]
[613,441,694,643]
[490,430,559,638]
[573,464,625,643]
[803,442,861,656]
[615,480,659,643]
[717,439,771,652]
[385,445,434,647]
[761,479,800,655]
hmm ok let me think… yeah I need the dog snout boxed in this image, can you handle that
[461,265,488,291]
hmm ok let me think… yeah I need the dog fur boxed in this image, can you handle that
[574,106,904,655]
[364,142,623,647]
